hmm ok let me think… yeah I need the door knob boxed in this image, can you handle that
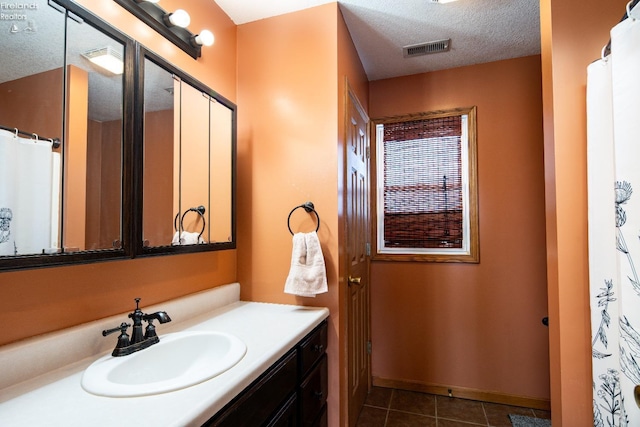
[348,276,361,285]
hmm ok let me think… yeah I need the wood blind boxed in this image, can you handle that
[382,115,463,249]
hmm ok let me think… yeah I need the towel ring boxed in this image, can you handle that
[287,201,320,235]
[174,205,206,240]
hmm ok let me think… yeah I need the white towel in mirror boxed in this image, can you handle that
[171,231,205,245]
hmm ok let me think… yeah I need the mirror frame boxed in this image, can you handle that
[0,0,135,271]
[0,1,236,271]
[132,47,237,257]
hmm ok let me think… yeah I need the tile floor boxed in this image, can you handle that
[356,387,552,427]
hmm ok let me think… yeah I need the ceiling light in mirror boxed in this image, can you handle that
[82,46,124,75]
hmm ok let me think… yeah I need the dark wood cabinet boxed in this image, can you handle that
[299,355,327,426]
[203,320,328,427]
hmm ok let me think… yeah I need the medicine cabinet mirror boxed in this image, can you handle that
[0,0,235,271]
[135,48,236,256]
[0,0,133,270]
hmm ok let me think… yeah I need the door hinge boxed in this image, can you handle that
[366,146,370,159]
[365,242,371,256]
[367,341,372,354]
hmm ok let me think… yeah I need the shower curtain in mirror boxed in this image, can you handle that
[588,4,640,426]
[0,129,60,256]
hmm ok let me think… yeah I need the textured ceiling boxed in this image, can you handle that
[214,0,541,81]
[2,1,541,123]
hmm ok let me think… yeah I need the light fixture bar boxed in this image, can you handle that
[113,0,201,58]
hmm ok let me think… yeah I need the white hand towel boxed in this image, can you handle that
[284,231,328,297]
[171,231,205,245]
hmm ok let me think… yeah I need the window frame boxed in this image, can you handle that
[371,106,479,263]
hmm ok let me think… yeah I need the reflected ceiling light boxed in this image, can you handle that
[191,30,214,47]
[81,46,124,75]
[164,9,190,28]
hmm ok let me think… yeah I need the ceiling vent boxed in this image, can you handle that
[403,39,451,58]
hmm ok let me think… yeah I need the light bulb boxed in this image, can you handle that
[193,30,214,47]
[166,9,190,28]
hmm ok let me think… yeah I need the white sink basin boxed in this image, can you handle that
[81,331,246,397]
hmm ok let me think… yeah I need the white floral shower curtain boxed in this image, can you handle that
[588,2,640,426]
[0,129,59,256]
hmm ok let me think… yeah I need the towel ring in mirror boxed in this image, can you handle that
[174,205,206,240]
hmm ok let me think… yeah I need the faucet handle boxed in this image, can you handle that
[102,322,130,337]
[102,322,131,352]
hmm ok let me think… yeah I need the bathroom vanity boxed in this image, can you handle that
[0,283,329,426]
[205,320,328,426]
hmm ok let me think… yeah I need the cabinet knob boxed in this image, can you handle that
[314,390,324,400]
[313,344,324,352]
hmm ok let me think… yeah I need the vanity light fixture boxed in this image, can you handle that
[81,46,124,75]
[113,0,213,59]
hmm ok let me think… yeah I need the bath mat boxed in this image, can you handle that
[509,414,551,427]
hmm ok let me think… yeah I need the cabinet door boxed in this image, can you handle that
[311,405,327,427]
[299,322,328,378]
[204,351,297,426]
[266,393,297,427]
[299,355,328,426]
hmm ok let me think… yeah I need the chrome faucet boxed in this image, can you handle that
[102,298,172,357]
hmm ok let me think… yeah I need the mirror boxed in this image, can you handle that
[138,49,235,255]
[0,0,235,270]
[0,1,64,258]
[65,5,125,252]
[0,0,132,269]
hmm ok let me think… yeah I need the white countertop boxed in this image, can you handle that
[0,286,329,426]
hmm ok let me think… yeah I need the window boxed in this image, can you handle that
[372,107,479,262]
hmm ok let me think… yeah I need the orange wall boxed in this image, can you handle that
[86,119,103,248]
[236,4,368,426]
[65,65,89,250]
[368,56,549,401]
[143,110,174,247]
[540,0,628,424]
[0,68,63,139]
[0,0,237,346]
